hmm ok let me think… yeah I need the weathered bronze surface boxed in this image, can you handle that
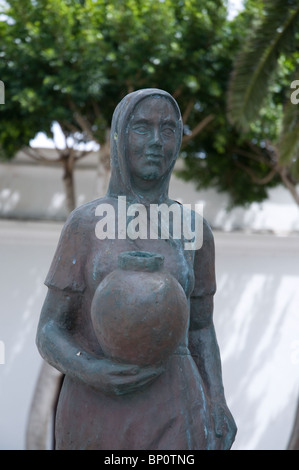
[91,251,189,367]
[36,88,237,450]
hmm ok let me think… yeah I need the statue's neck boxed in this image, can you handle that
[129,175,170,205]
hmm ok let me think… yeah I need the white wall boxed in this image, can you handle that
[1,150,299,234]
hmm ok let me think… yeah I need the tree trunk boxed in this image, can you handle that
[278,168,299,207]
[62,154,76,213]
[287,396,299,450]
[95,130,111,199]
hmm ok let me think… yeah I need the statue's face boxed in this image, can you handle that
[127,96,178,184]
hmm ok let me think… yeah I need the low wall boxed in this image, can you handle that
[1,150,299,234]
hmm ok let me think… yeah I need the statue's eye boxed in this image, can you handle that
[132,125,149,135]
[162,127,175,137]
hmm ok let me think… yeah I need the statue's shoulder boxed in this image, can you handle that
[178,202,213,241]
[62,197,111,236]
[67,197,111,224]
[202,216,214,243]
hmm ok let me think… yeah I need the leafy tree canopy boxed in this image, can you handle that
[0,0,227,150]
[226,0,299,206]
[1,0,298,207]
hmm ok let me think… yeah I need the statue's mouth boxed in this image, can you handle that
[146,153,163,163]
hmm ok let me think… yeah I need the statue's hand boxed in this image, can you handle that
[86,357,165,396]
[210,402,237,450]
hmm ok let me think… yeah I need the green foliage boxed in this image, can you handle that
[227,0,299,132]
[279,73,299,179]
[1,0,298,208]
[226,0,299,206]
[0,0,229,156]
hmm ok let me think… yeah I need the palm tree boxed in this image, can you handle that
[228,0,299,450]
[227,0,299,207]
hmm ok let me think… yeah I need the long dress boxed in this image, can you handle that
[44,197,216,450]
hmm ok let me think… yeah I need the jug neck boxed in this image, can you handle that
[118,251,164,272]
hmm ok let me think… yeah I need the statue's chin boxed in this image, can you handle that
[142,171,160,181]
[139,165,166,182]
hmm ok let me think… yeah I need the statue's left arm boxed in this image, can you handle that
[188,219,237,450]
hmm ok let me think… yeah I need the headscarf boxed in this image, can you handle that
[107,88,183,205]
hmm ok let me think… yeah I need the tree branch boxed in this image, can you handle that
[74,112,95,142]
[172,85,183,99]
[278,167,299,206]
[234,160,278,185]
[182,99,195,125]
[248,140,273,161]
[91,100,102,121]
[22,146,63,163]
[69,99,96,142]
[58,119,79,136]
[181,114,215,146]
[232,147,272,167]
[55,122,70,153]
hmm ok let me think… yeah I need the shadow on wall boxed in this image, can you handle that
[0,189,21,214]
[214,234,299,450]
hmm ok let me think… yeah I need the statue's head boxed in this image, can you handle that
[108,89,183,203]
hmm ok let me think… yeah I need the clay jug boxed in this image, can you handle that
[90,251,189,366]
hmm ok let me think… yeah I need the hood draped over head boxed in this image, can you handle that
[107,88,183,205]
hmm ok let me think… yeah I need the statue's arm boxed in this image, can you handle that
[188,299,236,449]
[188,220,237,449]
[189,295,225,403]
[36,288,97,382]
[36,288,163,395]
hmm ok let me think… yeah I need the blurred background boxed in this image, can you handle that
[0,0,299,450]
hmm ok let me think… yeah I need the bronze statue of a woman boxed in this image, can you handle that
[36,88,237,450]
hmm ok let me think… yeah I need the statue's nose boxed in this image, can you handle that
[150,127,163,147]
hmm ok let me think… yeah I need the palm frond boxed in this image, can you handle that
[278,71,299,175]
[227,0,299,131]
